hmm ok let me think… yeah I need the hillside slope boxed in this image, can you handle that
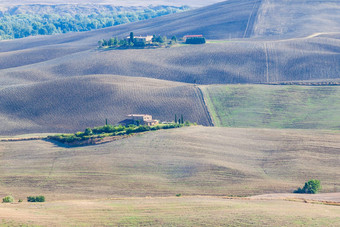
[0,0,259,53]
[202,84,340,129]
[1,0,340,134]
[254,0,340,38]
[0,127,339,200]
[1,35,340,86]
[0,0,339,83]
[0,75,211,135]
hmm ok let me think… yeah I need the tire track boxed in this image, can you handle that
[194,86,214,127]
[243,0,262,38]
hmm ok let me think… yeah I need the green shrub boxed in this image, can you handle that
[176,193,182,197]
[294,179,321,194]
[2,196,14,203]
[18,199,23,203]
[27,196,45,202]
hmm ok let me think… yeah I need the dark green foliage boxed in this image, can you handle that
[185,37,206,44]
[175,114,177,123]
[27,196,45,202]
[171,36,177,42]
[294,179,322,194]
[48,122,194,144]
[129,32,134,44]
[153,35,165,43]
[84,128,93,136]
[2,196,14,203]
[0,6,188,40]
[134,40,146,47]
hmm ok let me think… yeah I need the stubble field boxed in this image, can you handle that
[0,126,339,226]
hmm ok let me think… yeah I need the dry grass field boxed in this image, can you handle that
[0,127,339,200]
[0,197,339,226]
[0,75,211,135]
[0,126,339,226]
[1,1,340,225]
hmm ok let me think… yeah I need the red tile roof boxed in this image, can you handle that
[184,35,203,38]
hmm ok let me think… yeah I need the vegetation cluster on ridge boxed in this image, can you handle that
[48,121,194,145]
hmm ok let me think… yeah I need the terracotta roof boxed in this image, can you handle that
[184,35,203,38]
[127,114,151,117]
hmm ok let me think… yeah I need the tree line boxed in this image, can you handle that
[0,6,188,40]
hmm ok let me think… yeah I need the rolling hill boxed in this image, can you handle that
[0,75,211,135]
[202,84,340,129]
[0,0,340,134]
[0,127,339,200]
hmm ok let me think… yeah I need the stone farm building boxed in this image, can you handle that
[183,35,203,41]
[125,35,153,43]
[119,114,159,126]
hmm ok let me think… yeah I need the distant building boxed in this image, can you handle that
[119,114,159,126]
[125,35,153,43]
[183,35,203,42]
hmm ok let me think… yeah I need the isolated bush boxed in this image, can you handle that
[27,196,45,202]
[294,179,321,194]
[18,199,23,203]
[2,196,14,203]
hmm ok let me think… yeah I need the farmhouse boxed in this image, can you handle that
[125,35,153,43]
[183,35,203,42]
[119,114,159,126]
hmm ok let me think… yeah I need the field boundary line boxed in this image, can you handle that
[264,42,269,83]
[195,86,214,126]
[243,0,262,38]
[0,137,45,142]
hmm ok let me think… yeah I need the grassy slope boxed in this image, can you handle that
[0,198,339,226]
[0,127,339,200]
[202,84,340,129]
[0,75,211,135]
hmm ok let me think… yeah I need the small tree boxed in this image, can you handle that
[84,128,93,136]
[2,196,14,203]
[129,32,134,44]
[114,37,119,46]
[171,36,177,43]
[108,38,115,46]
[294,179,322,194]
[181,115,184,124]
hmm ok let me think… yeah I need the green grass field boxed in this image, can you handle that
[202,85,340,129]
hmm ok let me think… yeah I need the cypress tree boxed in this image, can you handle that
[181,115,183,124]
[130,32,134,44]
[175,114,177,123]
